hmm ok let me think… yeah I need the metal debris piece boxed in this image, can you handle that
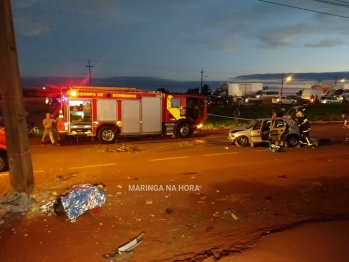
[39,200,56,214]
[105,144,138,153]
[102,232,145,260]
[224,209,239,221]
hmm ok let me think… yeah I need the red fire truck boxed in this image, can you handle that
[56,86,207,144]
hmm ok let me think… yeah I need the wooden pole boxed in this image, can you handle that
[0,0,34,195]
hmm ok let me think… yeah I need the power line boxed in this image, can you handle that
[73,0,88,59]
[333,0,349,4]
[257,0,349,19]
[311,0,349,8]
[37,1,78,72]
[55,0,79,60]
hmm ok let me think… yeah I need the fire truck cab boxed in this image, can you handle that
[57,86,207,144]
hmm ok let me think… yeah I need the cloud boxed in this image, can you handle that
[14,15,50,36]
[11,0,37,9]
[304,39,347,48]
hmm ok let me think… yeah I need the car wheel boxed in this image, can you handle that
[278,101,282,105]
[235,136,249,147]
[328,102,331,105]
[286,135,299,147]
[291,101,295,105]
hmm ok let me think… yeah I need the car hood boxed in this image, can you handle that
[229,126,248,133]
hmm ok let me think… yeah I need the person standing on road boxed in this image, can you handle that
[270,108,277,119]
[233,95,237,106]
[42,113,58,146]
[342,106,349,128]
[239,96,244,109]
[296,108,313,147]
[233,107,240,124]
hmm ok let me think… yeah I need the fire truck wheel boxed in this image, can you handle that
[176,122,193,138]
[97,126,117,144]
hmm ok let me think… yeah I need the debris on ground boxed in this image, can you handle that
[104,144,138,153]
[0,192,34,212]
[224,209,239,221]
[319,138,330,144]
[102,231,145,261]
[277,173,287,178]
[177,141,194,147]
[268,144,284,152]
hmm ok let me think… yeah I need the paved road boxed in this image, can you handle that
[1,123,346,191]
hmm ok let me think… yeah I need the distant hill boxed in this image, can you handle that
[19,72,349,94]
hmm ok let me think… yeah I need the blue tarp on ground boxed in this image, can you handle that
[61,184,106,219]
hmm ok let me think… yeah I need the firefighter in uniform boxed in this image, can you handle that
[295,108,313,147]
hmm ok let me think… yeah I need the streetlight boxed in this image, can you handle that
[280,73,292,96]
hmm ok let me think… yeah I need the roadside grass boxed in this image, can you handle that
[204,104,348,129]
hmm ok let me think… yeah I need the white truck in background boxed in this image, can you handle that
[219,82,263,97]
[300,88,324,104]
[325,83,349,97]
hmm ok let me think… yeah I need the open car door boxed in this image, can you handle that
[269,119,287,142]
[250,120,264,143]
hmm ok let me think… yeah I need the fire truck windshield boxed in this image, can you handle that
[187,97,205,120]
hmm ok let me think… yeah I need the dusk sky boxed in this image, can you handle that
[10,0,349,89]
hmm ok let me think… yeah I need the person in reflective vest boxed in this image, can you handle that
[296,109,313,147]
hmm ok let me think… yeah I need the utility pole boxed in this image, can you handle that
[86,60,93,86]
[280,73,284,96]
[0,0,34,195]
[200,69,204,95]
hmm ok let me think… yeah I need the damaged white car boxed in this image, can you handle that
[228,118,301,147]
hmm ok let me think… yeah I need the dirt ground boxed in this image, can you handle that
[1,162,349,262]
[1,99,349,261]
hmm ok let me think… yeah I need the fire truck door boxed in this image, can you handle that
[97,100,117,121]
[141,97,161,133]
[122,100,140,134]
